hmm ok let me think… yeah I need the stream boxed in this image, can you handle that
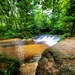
[0,34,61,61]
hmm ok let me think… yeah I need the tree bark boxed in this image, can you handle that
[71,20,75,36]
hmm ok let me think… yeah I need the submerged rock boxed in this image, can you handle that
[36,38,75,75]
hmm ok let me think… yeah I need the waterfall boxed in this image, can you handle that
[34,34,61,46]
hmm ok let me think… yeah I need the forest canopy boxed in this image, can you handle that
[0,0,75,39]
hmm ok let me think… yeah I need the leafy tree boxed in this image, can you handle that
[0,0,75,38]
[57,0,75,36]
[67,0,75,36]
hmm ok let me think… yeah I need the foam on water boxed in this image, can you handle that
[34,34,61,46]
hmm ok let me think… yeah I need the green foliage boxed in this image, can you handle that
[0,0,75,38]
[41,0,53,9]
[0,54,21,75]
[59,33,70,41]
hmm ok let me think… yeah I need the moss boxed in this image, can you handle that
[59,65,75,75]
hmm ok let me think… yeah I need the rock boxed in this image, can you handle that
[22,38,34,45]
[19,61,38,75]
[36,38,75,75]
[0,38,20,42]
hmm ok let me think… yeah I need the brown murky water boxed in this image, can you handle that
[0,38,49,62]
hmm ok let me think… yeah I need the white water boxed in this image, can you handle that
[34,34,61,46]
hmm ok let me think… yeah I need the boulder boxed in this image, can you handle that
[19,61,38,75]
[36,38,75,75]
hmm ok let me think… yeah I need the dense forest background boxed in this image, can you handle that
[0,0,75,39]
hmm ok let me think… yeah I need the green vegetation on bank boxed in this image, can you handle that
[0,0,75,39]
[0,54,21,75]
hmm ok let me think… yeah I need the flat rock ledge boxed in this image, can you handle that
[36,38,75,75]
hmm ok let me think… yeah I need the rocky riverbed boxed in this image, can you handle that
[0,37,75,75]
[0,38,49,75]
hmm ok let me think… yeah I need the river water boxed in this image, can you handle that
[0,34,61,61]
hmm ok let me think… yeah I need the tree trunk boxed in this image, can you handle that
[71,20,75,36]
[51,0,55,28]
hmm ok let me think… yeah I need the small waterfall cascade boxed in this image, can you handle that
[34,34,61,46]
